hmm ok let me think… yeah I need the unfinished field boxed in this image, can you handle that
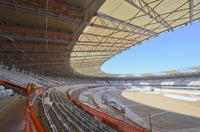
[111,91,200,132]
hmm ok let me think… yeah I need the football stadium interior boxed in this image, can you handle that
[0,0,200,132]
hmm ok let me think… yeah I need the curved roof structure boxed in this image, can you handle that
[0,0,200,78]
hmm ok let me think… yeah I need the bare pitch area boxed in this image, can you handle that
[111,91,200,132]
[121,91,200,118]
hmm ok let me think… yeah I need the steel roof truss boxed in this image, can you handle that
[125,0,171,29]
[190,0,194,23]
[89,23,150,36]
[97,12,157,36]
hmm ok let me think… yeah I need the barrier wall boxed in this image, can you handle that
[0,80,27,94]
[24,97,44,132]
[67,92,147,132]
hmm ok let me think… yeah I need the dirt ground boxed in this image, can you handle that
[121,91,200,118]
[111,91,200,132]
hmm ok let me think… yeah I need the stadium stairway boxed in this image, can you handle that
[0,80,44,132]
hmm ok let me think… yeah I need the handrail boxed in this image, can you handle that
[24,97,44,132]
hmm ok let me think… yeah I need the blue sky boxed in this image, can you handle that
[101,21,200,75]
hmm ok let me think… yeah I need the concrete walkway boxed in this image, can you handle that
[0,96,26,132]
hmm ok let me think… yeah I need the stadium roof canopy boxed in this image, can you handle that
[0,0,200,78]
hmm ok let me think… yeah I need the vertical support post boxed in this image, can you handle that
[149,114,152,132]
[190,0,194,24]
[46,0,49,51]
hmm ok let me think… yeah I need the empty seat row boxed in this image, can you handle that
[42,91,58,132]
[49,90,115,132]
[53,103,82,132]
[51,91,91,132]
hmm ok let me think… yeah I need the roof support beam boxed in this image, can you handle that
[71,56,109,62]
[0,42,72,52]
[0,54,110,60]
[0,52,65,58]
[2,55,110,64]
[0,56,65,62]
[96,12,158,36]
[16,66,70,74]
[16,63,64,69]
[0,33,73,44]
[70,54,111,58]
[125,0,171,29]
[0,1,82,25]
[0,49,66,53]
[88,23,151,36]
[0,48,117,53]
[72,63,101,69]
[83,33,139,42]
[3,58,65,64]
[75,44,129,49]
[16,62,66,66]
[0,25,73,41]
[77,41,134,45]
[70,59,104,64]
[190,0,194,24]
[30,67,66,72]
[71,50,117,53]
